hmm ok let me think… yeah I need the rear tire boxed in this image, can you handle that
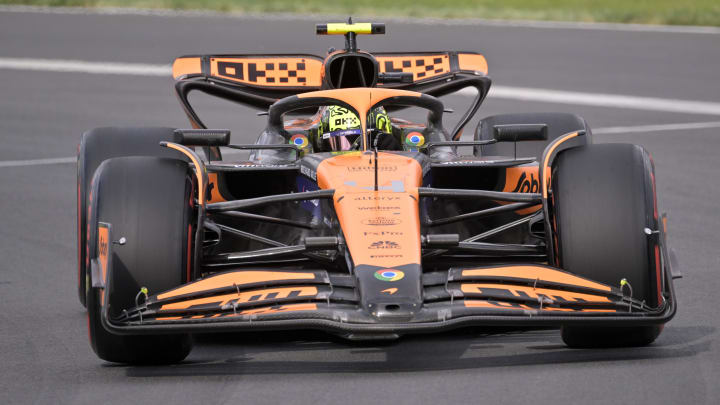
[474,112,591,158]
[87,156,193,364]
[77,127,180,307]
[551,144,663,348]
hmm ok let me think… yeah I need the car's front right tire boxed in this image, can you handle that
[551,143,664,348]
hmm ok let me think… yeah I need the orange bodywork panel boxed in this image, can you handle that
[163,142,206,204]
[298,88,421,141]
[502,165,543,215]
[160,286,319,311]
[377,54,451,81]
[172,57,202,78]
[376,52,488,81]
[206,173,227,203]
[457,53,489,75]
[97,223,110,306]
[231,303,318,316]
[461,265,612,292]
[317,152,423,268]
[157,271,316,300]
[542,131,580,198]
[209,56,323,87]
[463,300,617,313]
[460,283,612,303]
[172,55,324,87]
[155,303,318,320]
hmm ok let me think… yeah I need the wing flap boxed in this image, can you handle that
[173,54,324,88]
[376,51,488,83]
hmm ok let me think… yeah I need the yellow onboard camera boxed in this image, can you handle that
[316,22,385,36]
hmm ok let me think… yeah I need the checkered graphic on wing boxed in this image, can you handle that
[377,54,450,81]
[211,57,321,87]
[248,61,309,85]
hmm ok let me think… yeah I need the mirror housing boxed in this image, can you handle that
[493,124,548,142]
[174,129,231,146]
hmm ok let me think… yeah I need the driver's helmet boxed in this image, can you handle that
[317,105,392,152]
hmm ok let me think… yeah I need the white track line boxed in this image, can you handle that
[2,121,718,168]
[0,157,75,168]
[2,57,720,116]
[1,5,719,35]
[483,87,720,116]
[0,58,170,76]
[593,121,720,135]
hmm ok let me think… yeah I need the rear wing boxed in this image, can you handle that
[172,51,491,140]
[173,54,324,89]
[172,51,487,89]
[376,51,488,82]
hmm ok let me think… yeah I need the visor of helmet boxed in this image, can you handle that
[322,128,362,151]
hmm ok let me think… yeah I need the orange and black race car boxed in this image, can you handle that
[77,22,677,364]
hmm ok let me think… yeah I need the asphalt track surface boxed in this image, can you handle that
[1,9,720,405]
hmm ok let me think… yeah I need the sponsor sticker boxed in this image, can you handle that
[369,240,400,249]
[370,254,403,259]
[364,231,403,236]
[353,196,401,201]
[374,269,405,282]
[511,172,539,193]
[290,133,309,149]
[347,165,397,172]
[362,217,401,226]
[405,132,425,147]
[357,206,401,211]
[300,165,317,181]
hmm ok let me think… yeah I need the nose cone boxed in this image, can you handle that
[368,301,419,322]
[355,264,423,322]
[315,152,426,322]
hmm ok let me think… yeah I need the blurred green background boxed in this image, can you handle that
[2,0,719,26]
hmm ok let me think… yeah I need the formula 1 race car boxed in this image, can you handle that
[77,22,677,364]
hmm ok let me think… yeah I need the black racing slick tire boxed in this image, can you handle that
[77,127,181,307]
[86,156,193,364]
[474,112,591,158]
[551,144,663,348]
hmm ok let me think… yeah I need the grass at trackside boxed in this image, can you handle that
[2,0,720,27]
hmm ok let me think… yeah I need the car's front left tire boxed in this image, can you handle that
[77,127,181,307]
[86,156,194,364]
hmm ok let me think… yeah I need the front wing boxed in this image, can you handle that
[95,223,676,337]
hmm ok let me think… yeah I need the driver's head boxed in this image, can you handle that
[318,105,362,152]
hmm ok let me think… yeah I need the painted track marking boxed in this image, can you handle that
[0,58,170,76]
[0,157,75,168]
[593,121,720,135]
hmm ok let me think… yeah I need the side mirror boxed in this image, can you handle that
[174,129,231,146]
[493,124,548,142]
